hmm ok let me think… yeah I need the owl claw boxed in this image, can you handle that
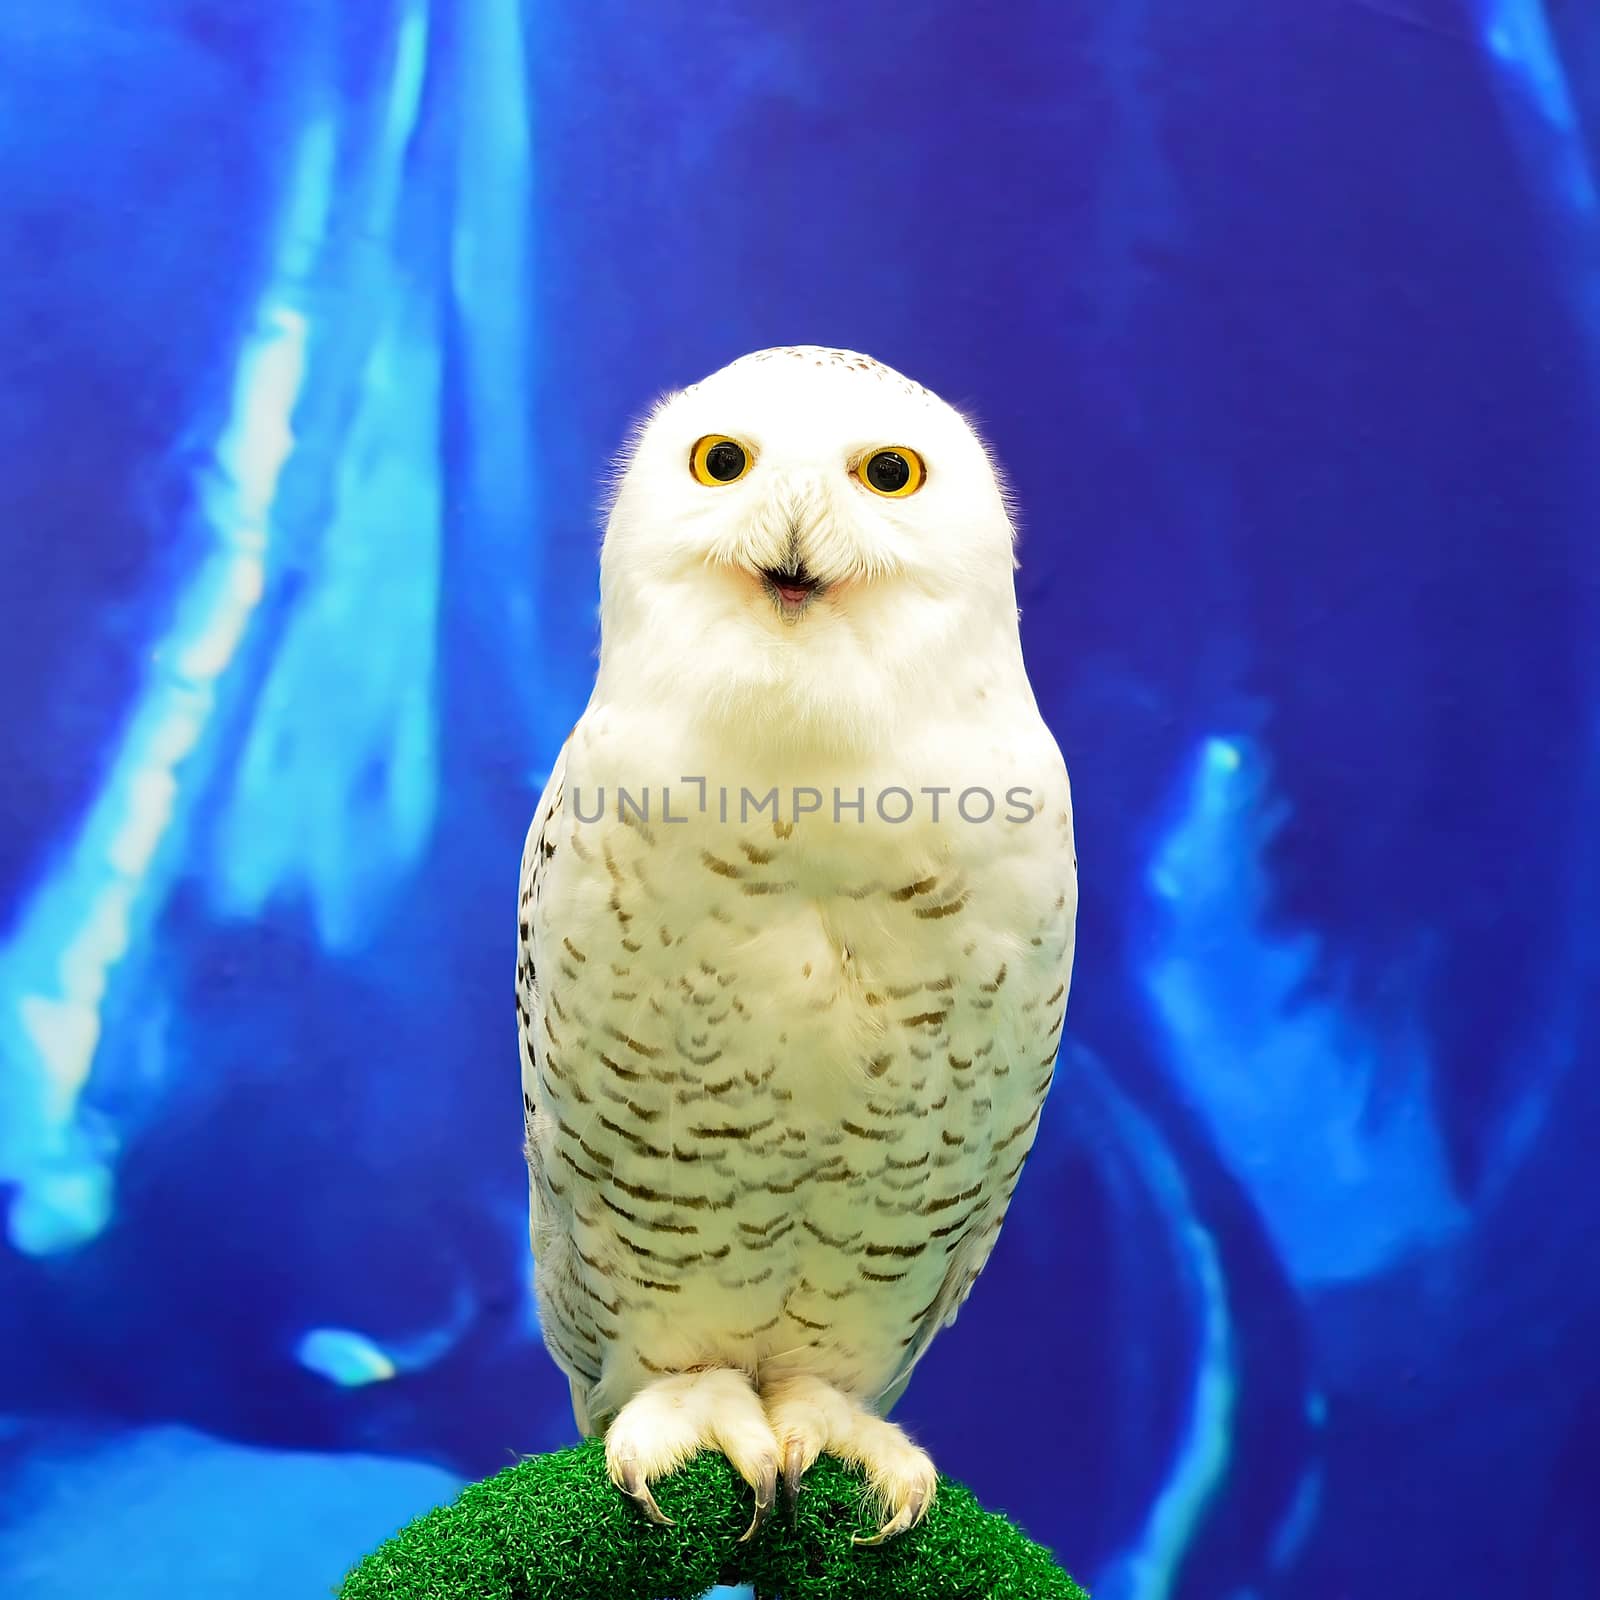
[739,1460,777,1542]
[763,1374,936,1546]
[605,1370,781,1537]
[853,1477,931,1545]
[616,1460,674,1526]
[780,1439,808,1528]
[853,1500,916,1547]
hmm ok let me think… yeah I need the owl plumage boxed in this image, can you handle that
[517,346,1076,1540]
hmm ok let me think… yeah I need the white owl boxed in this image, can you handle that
[517,346,1076,1542]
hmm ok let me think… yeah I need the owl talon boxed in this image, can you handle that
[780,1439,809,1527]
[763,1374,936,1548]
[604,1369,779,1537]
[739,1460,777,1542]
[852,1478,931,1544]
[617,1460,674,1526]
[853,1502,916,1547]
[853,1467,933,1544]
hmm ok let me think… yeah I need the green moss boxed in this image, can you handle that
[338,1439,1088,1599]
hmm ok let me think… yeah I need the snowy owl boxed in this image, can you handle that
[517,345,1076,1542]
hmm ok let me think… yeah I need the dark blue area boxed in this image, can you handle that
[1,2,1595,1595]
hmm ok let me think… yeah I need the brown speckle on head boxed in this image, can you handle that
[724,345,934,401]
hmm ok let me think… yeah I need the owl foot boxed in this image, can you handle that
[604,1367,779,1541]
[760,1373,937,1543]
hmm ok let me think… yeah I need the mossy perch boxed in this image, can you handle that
[338,1438,1088,1599]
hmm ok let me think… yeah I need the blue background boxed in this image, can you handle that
[1,2,1596,1595]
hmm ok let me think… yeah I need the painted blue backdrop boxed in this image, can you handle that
[1,2,1596,1596]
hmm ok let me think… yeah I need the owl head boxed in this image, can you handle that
[595,347,1026,754]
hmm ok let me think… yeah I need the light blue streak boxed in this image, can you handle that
[1143,736,1463,1286]
[209,1,443,952]
[1087,1052,1236,1600]
[208,299,443,951]
[1267,1464,1324,1573]
[296,1328,399,1387]
[1479,0,1596,214]
[448,0,556,761]
[0,124,331,1254]
[294,1281,477,1388]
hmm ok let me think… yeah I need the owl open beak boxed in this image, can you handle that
[759,565,823,608]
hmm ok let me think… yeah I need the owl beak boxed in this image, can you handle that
[759,564,823,608]
[747,479,829,611]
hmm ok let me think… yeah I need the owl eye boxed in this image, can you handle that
[690,436,753,485]
[857,446,925,498]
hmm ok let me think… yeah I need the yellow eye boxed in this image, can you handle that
[690,435,753,485]
[856,446,925,498]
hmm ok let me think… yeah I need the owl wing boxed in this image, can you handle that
[875,853,1078,1417]
[517,737,606,1427]
[871,1168,1024,1417]
[517,738,568,1264]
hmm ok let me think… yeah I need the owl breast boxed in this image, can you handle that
[519,721,1075,1426]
